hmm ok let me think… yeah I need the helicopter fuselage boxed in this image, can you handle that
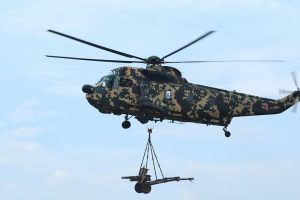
[84,65,299,127]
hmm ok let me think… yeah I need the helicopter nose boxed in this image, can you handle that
[82,84,94,94]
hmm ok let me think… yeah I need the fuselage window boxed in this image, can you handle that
[164,90,171,99]
[184,90,193,102]
[112,77,119,89]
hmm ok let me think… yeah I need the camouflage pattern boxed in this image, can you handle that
[85,65,300,127]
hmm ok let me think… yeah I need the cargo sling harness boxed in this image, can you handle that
[122,128,193,194]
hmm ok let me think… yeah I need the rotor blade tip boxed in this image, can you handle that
[48,30,58,34]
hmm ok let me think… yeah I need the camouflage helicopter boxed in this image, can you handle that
[47,30,300,138]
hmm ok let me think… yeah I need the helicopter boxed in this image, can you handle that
[47,30,300,138]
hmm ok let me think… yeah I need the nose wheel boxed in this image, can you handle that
[122,114,131,129]
[122,120,131,129]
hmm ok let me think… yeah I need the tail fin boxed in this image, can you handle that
[277,91,300,113]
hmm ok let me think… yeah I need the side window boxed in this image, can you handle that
[184,90,193,102]
[106,77,114,88]
[119,78,133,87]
[112,77,119,89]
[164,90,171,100]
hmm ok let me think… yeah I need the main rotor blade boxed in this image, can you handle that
[160,31,215,61]
[48,30,147,62]
[46,55,145,63]
[279,89,293,95]
[163,60,285,64]
[291,71,299,90]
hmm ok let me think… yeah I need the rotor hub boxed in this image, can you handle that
[147,56,162,65]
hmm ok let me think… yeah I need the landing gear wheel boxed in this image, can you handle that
[139,118,149,124]
[122,120,131,129]
[137,114,149,124]
[141,183,151,194]
[225,131,231,138]
[223,126,231,138]
[134,183,142,193]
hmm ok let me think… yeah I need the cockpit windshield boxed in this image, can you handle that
[97,75,115,88]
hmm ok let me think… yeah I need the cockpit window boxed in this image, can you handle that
[97,77,104,84]
[97,75,115,88]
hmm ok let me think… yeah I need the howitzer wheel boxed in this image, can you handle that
[134,182,152,194]
[134,183,142,193]
[141,183,151,194]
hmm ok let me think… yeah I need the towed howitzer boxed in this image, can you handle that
[122,167,193,194]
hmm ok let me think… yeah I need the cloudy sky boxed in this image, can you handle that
[1,0,300,199]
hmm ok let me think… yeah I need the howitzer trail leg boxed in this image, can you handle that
[149,177,194,185]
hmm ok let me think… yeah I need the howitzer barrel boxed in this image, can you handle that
[122,174,151,182]
[121,176,140,181]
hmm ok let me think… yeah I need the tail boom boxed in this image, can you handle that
[232,91,300,117]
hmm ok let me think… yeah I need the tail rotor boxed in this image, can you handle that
[291,71,300,91]
[279,71,299,113]
[292,98,299,113]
